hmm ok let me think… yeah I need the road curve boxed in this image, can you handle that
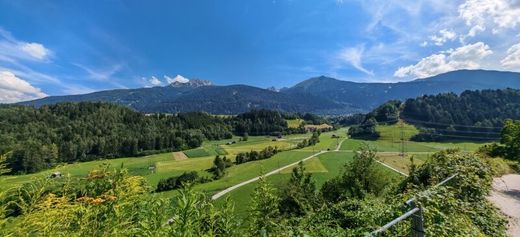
[211,138,346,200]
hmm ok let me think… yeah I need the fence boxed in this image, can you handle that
[367,174,458,236]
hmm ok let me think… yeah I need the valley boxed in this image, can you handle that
[3,1,520,235]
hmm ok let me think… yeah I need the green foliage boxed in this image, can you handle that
[370,100,401,124]
[0,103,233,174]
[400,150,507,236]
[296,131,320,149]
[348,117,380,140]
[235,146,279,164]
[232,109,306,136]
[403,149,492,201]
[0,167,242,236]
[0,153,10,175]
[501,119,520,161]
[210,155,232,179]
[402,89,520,141]
[278,162,319,216]
[248,176,280,236]
[155,171,201,192]
[321,144,396,202]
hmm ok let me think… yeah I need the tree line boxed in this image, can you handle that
[0,103,329,174]
[347,89,520,142]
[347,101,400,139]
[401,89,520,141]
[235,146,280,164]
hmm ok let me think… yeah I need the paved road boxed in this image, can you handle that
[211,138,346,200]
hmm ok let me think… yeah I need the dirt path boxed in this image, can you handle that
[211,139,346,200]
[487,174,520,237]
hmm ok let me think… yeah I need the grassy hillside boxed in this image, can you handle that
[0,131,318,193]
[1,124,491,221]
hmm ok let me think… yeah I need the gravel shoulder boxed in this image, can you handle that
[487,174,520,237]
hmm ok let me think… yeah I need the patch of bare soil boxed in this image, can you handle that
[172,152,189,161]
[487,174,520,237]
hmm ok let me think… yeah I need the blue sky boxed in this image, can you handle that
[0,0,519,103]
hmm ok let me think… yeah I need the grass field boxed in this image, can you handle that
[215,150,403,216]
[338,123,489,174]
[0,123,487,218]
[0,132,315,193]
[287,119,304,128]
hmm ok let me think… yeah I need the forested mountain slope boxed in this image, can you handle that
[19,70,520,115]
[348,88,520,141]
[284,69,520,112]
[20,83,342,114]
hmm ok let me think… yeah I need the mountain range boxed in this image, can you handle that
[20,69,520,115]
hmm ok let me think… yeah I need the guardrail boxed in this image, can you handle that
[367,174,458,237]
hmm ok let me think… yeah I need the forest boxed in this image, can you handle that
[0,103,323,174]
[401,89,520,141]
[347,89,520,142]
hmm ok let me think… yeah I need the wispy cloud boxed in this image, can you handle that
[429,29,457,46]
[73,63,123,81]
[336,45,374,76]
[0,28,52,62]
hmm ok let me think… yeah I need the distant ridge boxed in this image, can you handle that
[20,69,520,114]
[283,69,520,111]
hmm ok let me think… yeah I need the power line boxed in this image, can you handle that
[401,117,504,129]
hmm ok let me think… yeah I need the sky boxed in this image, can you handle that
[0,0,520,103]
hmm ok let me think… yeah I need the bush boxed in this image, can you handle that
[235,146,279,164]
[156,171,200,192]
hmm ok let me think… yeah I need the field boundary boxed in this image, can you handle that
[211,138,347,200]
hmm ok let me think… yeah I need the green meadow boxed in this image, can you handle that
[0,123,486,215]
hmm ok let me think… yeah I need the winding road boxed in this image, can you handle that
[211,138,346,200]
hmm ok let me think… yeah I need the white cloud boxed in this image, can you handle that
[394,42,493,78]
[0,70,47,103]
[430,29,457,46]
[165,74,190,84]
[337,46,374,76]
[142,76,163,87]
[19,42,50,60]
[501,43,520,70]
[0,29,52,61]
[458,0,520,37]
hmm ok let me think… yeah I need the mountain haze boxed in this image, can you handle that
[20,70,520,114]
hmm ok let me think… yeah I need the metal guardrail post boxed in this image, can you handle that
[410,204,424,237]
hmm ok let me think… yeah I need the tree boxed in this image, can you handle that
[211,155,228,179]
[249,176,280,236]
[0,153,10,175]
[501,119,520,161]
[279,162,319,216]
[321,144,394,202]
